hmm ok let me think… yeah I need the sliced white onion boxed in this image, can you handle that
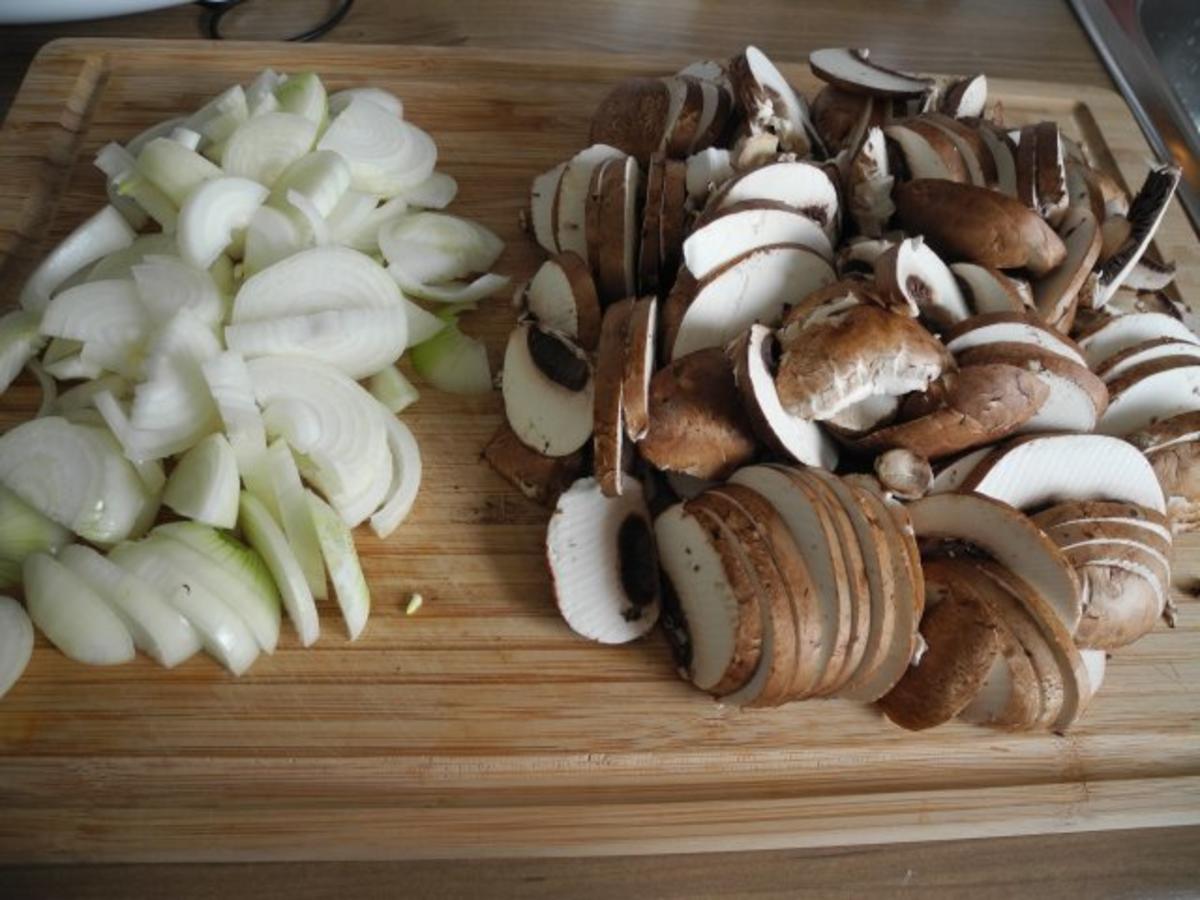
[43,350,102,381]
[185,84,249,146]
[108,538,260,675]
[19,206,136,312]
[57,543,200,668]
[242,204,306,276]
[135,137,222,206]
[24,552,135,665]
[162,432,239,528]
[112,170,178,233]
[125,115,186,157]
[177,176,269,270]
[200,351,268,485]
[329,87,403,119]
[325,189,380,245]
[94,141,138,180]
[286,189,332,245]
[232,244,401,322]
[226,307,407,379]
[409,319,492,394]
[53,373,130,415]
[169,126,203,151]
[27,359,56,418]
[0,417,149,544]
[388,268,510,305]
[0,596,34,698]
[379,212,503,284]
[307,489,370,640]
[245,68,285,114]
[247,355,391,526]
[0,309,46,394]
[40,278,149,379]
[238,491,319,647]
[369,406,422,539]
[401,171,457,209]
[401,296,447,346]
[367,365,419,413]
[132,255,224,328]
[275,72,327,126]
[222,112,319,187]
[148,525,282,654]
[260,438,327,600]
[333,195,409,252]
[0,483,72,569]
[269,150,351,217]
[317,98,436,197]
[86,233,178,281]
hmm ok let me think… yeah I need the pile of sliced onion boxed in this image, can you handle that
[0,68,509,689]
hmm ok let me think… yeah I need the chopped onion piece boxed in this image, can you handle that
[275,72,327,126]
[19,206,136,312]
[57,544,200,668]
[200,351,268,487]
[40,279,149,379]
[0,596,34,697]
[186,84,249,146]
[380,212,503,283]
[177,176,269,270]
[27,359,56,418]
[400,171,457,209]
[243,204,306,276]
[367,365,419,413]
[112,170,178,233]
[136,137,222,205]
[109,539,260,675]
[162,433,240,528]
[329,87,403,119]
[86,233,177,281]
[226,307,407,379]
[132,255,224,328]
[238,491,319,647]
[317,98,436,197]
[262,439,327,600]
[169,127,203,150]
[125,116,186,156]
[0,483,71,573]
[222,112,319,187]
[401,296,446,345]
[410,320,492,394]
[0,417,150,544]
[24,552,135,665]
[232,245,401,322]
[44,351,102,381]
[94,141,137,180]
[246,68,285,112]
[0,310,46,394]
[286,189,331,245]
[389,268,510,304]
[326,189,379,243]
[369,406,422,539]
[307,489,370,640]
[54,373,131,414]
[269,150,351,217]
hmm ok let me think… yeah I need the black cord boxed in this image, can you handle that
[195,0,355,42]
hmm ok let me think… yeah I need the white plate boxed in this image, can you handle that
[0,0,192,25]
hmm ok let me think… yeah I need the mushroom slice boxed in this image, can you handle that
[730,46,817,155]
[940,74,988,119]
[684,202,834,280]
[920,112,997,186]
[874,449,933,500]
[555,144,626,260]
[775,303,948,421]
[1030,499,1172,543]
[729,465,851,699]
[593,299,633,497]
[959,432,1166,513]
[655,501,761,694]
[809,48,933,98]
[638,154,666,294]
[524,252,602,350]
[588,77,672,164]
[483,423,585,508]
[684,146,734,205]
[591,155,642,302]
[883,123,964,182]
[956,343,1107,433]
[658,158,689,289]
[969,558,1090,731]
[837,236,895,276]
[547,475,660,644]
[1047,520,1171,577]
[943,312,1086,366]
[1126,409,1200,454]
[1099,357,1200,436]
[656,76,692,156]
[847,126,895,238]
[1033,121,1069,224]
[690,78,734,153]
[659,268,696,362]
[728,324,839,469]
[621,296,657,442]
[907,492,1082,633]
[975,122,1018,197]
[879,563,1002,732]
[1145,440,1200,533]
[708,161,840,237]
[1033,205,1102,332]
[893,179,1066,276]
[813,85,879,154]
[1014,125,1039,211]
[1122,256,1176,292]
[855,364,1048,460]
[502,323,594,457]
[663,76,707,158]
[1075,564,1161,650]
[1095,164,1182,305]
[671,243,835,360]
[1075,312,1199,368]
[638,348,758,480]
[530,162,566,254]
[874,237,970,330]
[825,393,901,436]
[1060,543,1168,615]
[930,446,992,494]
[690,486,801,707]
[950,262,1031,315]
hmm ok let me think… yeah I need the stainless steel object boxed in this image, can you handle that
[1070,0,1200,234]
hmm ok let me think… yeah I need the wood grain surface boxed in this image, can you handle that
[0,38,1198,869]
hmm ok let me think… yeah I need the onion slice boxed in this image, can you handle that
[307,489,370,640]
[369,406,422,539]
[225,307,408,379]
[0,596,34,698]
[24,552,136,666]
[388,269,510,305]
[177,176,269,269]
[263,439,328,601]
[19,206,136,312]
[162,432,240,528]
[410,319,492,394]
[0,484,72,576]
[238,491,319,647]
[0,310,46,394]
[232,245,401,322]
[317,98,436,197]
[367,365,419,413]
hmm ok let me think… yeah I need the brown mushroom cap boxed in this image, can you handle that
[483,423,587,508]
[856,363,1047,459]
[593,299,633,497]
[589,77,672,164]
[874,448,934,499]
[812,85,884,152]
[1074,563,1162,650]
[775,303,950,421]
[1148,440,1200,532]
[638,347,758,480]
[893,179,1067,276]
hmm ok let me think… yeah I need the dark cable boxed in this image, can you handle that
[195,0,355,42]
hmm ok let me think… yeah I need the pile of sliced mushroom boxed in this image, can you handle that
[490,45,1191,731]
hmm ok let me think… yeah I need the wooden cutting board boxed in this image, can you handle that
[0,40,1197,864]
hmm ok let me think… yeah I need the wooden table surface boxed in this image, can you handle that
[0,1,1197,897]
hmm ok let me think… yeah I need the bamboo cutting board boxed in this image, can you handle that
[0,40,1198,864]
